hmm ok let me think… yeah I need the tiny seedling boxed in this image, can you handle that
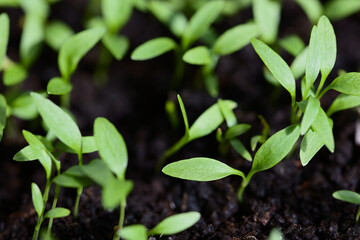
[333,190,360,222]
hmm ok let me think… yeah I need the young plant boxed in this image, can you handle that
[333,190,360,222]
[163,15,360,201]
[157,95,237,171]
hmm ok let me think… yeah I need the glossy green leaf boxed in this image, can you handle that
[183,46,211,65]
[148,212,201,236]
[301,96,320,135]
[44,208,70,219]
[300,129,323,166]
[250,125,300,174]
[81,136,97,153]
[253,0,281,44]
[13,146,37,162]
[225,124,251,140]
[10,94,37,120]
[31,182,43,217]
[0,13,9,70]
[213,22,259,55]
[45,21,74,51]
[131,37,176,60]
[189,100,236,141]
[218,98,237,128]
[162,157,245,181]
[305,26,320,98]
[94,117,127,180]
[295,0,322,24]
[251,39,296,99]
[31,92,82,154]
[230,139,252,161]
[0,94,6,141]
[103,33,129,60]
[3,63,27,86]
[59,27,106,80]
[327,94,360,116]
[279,35,305,57]
[177,95,189,134]
[291,47,307,80]
[182,0,224,49]
[102,179,133,210]
[81,159,112,187]
[23,130,46,150]
[53,167,92,188]
[317,16,336,79]
[119,225,147,240]
[311,107,334,152]
[47,77,72,95]
[333,190,360,205]
[328,72,360,96]
[101,0,132,32]
[325,0,360,21]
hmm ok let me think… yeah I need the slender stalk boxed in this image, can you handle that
[113,201,126,240]
[73,152,83,218]
[47,185,61,237]
[315,74,327,97]
[33,180,51,240]
[156,136,188,173]
[356,205,360,222]
[171,48,185,90]
[290,96,298,124]
[60,76,71,108]
[237,173,254,202]
[32,220,42,240]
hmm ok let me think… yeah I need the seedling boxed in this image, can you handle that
[333,190,360,222]
[163,16,360,201]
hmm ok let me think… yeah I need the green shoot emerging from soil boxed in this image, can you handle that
[333,190,360,222]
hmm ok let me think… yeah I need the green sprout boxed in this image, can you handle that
[163,15,360,201]
[333,190,360,222]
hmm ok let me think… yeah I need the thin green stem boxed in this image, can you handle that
[47,185,61,237]
[73,152,83,218]
[290,96,298,124]
[171,48,185,90]
[33,180,51,240]
[113,201,126,240]
[315,74,327,98]
[356,205,360,222]
[237,173,254,202]
[32,220,42,240]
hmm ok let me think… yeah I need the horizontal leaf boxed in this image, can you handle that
[148,212,201,236]
[225,124,251,140]
[301,96,320,135]
[31,182,43,217]
[131,37,177,60]
[279,35,305,57]
[333,190,360,205]
[230,139,252,161]
[119,225,147,240]
[44,208,70,219]
[81,159,112,187]
[31,92,82,154]
[0,94,6,141]
[45,21,74,51]
[251,39,296,99]
[102,179,133,210]
[325,0,360,21]
[328,72,360,96]
[183,46,211,65]
[59,27,106,80]
[251,125,300,174]
[47,77,72,95]
[94,117,128,180]
[300,129,324,166]
[213,22,259,55]
[218,98,237,128]
[162,157,245,181]
[0,13,9,70]
[311,107,334,152]
[10,94,37,120]
[295,0,322,24]
[3,63,27,86]
[103,33,129,60]
[53,173,92,188]
[327,94,360,116]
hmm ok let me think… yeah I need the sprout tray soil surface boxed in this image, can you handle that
[1,0,360,239]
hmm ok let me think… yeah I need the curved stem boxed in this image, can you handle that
[315,74,327,98]
[356,205,360,222]
[113,201,126,240]
[156,136,188,173]
[237,172,254,202]
[73,152,83,218]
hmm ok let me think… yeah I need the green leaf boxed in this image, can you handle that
[182,0,224,49]
[279,35,305,57]
[14,146,36,162]
[59,27,106,80]
[44,208,70,219]
[295,0,323,24]
[3,63,27,86]
[250,125,300,174]
[45,21,74,51]
[250,135,262,151]
[327,72,360,96]
[94,117,127,180]
[0,13,9,70]
[183,46,211,65]
[0,94,6,141]
[131,37,177,61]
[253,0,281,44]
[162,157,245,181]
[81,159,112,187]
[47,77,72,95]
[230,139,252,162]
[300,129,324,166]
[305,26,320,98]
[177,95,189,135]
[251,39,296,99]
[333,190,360,205]
[269,228,284,240]
[218,98,237,128]
[311,107,334,152]
[189,100,236,141]
[103,33,129,60]
[327,94,360,116]
[119,225,147,240]
[148,212,201,236]
[10,94,37,120]
[213,22,259,55]
[225,124,251,140]
[317,15,336,79]
[19,0,49,18]
[31,182,43,217]
[291,47,307,80]
[325,0,360,21]
[81,136,97,153]
[101,0,132,32]
[102,179,133,210]
[53,170,92,188]
[301,96,320,135]
[31,92,82,154]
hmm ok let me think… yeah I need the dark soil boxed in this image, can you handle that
[1,0,360,239]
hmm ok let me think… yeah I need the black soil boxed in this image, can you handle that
[1,0,360,239]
